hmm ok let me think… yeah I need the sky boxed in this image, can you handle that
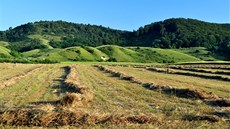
[0,0,229,31]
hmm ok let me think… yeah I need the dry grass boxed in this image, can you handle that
[146,67,230,82]
[170,67,230,76]
[0,65,42,90]
[59,65,94,107]
[109,65,230,98]
[182,114,220,122]
[95,65,222,100]
[59,93,83,107]
[0,63,40,82]
[0,63,229,128]
[0,109,159,127]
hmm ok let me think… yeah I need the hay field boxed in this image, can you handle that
[0,63,229,128]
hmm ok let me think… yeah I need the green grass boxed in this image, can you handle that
[0,41,9,46]
[175,47,228,61]
[0,45,11,57]
[19,45,228,63]
[97,45,142,62]
[28,35,53,49]
[129,47,201,63]
[22,49,41,57]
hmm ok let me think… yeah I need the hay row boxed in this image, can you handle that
[59,65,94,107]
[166,65,230,70]
[170,67,230,76]
[105,64,230,70]
[0,66,42,90]
[146,67,230,82]
[0,109,159,127]
[182,114,220,122]
[94,65,230,107]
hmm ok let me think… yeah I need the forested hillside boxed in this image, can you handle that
[0,18,229,61]
[131,18,230,55]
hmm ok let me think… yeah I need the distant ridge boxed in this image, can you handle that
[0,18,229,61]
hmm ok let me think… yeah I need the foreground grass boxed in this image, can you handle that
[0,64,68,108]
[0,63,229,128]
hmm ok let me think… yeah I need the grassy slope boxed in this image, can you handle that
[0,42,11,57]
[97,45,142,62]
[28,35,54,49]
[175,47,228,61]
[21,45,208,63]
[130,47,201,63]
[0,41,9,46]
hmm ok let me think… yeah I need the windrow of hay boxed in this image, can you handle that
[106,64,230,70]
[182,114,220,122]
[0,66,42,90]
[0,109,160,127]
[207,99,230,107]
[212,108,230,120]
[94,65,230,107]
[167,65,230,70]
[146,67,230,82]
[59,65,93,107]
[170,67,230,76]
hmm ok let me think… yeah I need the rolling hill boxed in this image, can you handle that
[0,18,229,63]
[21,45,202,63]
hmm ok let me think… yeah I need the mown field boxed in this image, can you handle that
[0,63,229,128]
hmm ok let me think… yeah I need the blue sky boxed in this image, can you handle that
[0,0,229,31]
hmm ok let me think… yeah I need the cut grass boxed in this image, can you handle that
[107,66,230,98]
[0,63,229,128]
[0,64,68,108]
[95,65,230,108]
[146,67,230,82]
[0,63,40,82]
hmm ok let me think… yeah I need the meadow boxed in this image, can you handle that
[0,63,229,128]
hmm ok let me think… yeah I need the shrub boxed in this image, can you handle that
[108,57,117,62]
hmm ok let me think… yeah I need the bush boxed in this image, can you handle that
[108,57,117,62]
[195,49,200,53]
[10,51,22,58]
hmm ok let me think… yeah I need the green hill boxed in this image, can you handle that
[21,45,202,63]
[0,18,230,63]
[174,47,228,61]
[0,41,11,58]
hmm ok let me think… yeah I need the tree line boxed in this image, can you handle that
[0,18,229,57]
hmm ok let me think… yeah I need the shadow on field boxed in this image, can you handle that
[30,100,58,105]
[29,66,73,106]
[51,66,73,95]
